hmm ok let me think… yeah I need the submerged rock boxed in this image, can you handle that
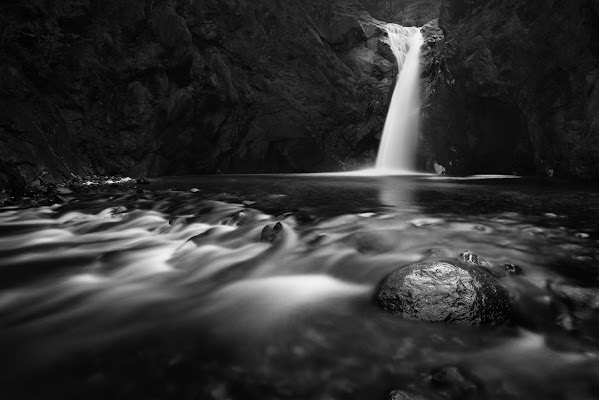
[430,365,481,399]
[377,260,512,325]
[548,282,599,310]
[547,280,599,332]
[503,263,523,275]
[137,178,151,184]
[0,191,12,206]
[221,211,246,227]
[388,390,431,400]
[45,193,69,205]
[56,187,73,195]
[260,222,283,243]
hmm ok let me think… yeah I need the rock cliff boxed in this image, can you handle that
[361,0,440,26]
[2,0,597,189]
[0,0,415,190]
[420,0,599,178]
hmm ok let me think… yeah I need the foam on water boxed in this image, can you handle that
[1,179,598,399]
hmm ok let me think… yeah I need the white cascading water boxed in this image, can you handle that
[375,24,423,173]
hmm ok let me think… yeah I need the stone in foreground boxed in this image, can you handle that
[377,260,512,325]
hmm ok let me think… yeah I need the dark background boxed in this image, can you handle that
[0,0,597,190]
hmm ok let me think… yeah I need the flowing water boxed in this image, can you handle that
[376,25,424,173]
[2,175,599,399]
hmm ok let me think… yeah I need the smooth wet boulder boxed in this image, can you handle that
[377,260,512,325]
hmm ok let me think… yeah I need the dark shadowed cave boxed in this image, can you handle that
[466,98,533,175]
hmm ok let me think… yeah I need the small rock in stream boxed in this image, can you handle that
[503,263,523,275]
[260,222,283,243]
[389,389,431,400]
[221,211,246,226]
[0,189,16,205]
[137,177,151,184]
[56,187,73,195]
[169,216,186,226]
[547,280,599,332]
[458,250,490,267]
[429,365,481,399]
[460,250,522,278]
[547,281,599,310]
[46,194,68,205]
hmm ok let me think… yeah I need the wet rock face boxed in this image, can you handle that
[420,0,599,178]
[0,0,402,189]
[360,0,441,26]
[377,260,512,325]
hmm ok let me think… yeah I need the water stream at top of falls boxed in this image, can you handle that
[375,24,423,173]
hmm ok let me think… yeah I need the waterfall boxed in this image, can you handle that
[375,25,423,173]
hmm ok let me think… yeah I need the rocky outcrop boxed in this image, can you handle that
[376,260,512,325]
[360,0,440,26]
[419,0,599,178]
[0,0,406,190]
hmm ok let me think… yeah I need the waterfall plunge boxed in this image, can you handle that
[375,25,423,173]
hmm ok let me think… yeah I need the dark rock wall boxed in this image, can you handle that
[361,0,440,26]
[2,0,598,188]
[0,0,403,189]
[420,0,599,178]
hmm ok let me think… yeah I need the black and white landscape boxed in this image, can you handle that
[1,1,598,399]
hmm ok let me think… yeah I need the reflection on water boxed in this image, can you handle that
[1,175,599,399]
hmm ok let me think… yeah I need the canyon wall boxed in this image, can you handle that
[1,0,597,189]
[0,0,420,189]
[361,0,440,26]
[420,0,599,178]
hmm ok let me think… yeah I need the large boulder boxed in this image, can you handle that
[376,260,512,325]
